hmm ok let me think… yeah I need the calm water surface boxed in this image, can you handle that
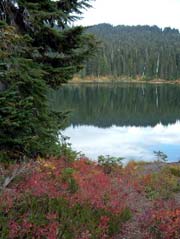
[49,83,180,162]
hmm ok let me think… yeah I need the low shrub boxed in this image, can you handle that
[0,157,131,239]
[140,200,180,239]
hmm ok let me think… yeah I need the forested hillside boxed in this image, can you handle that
[82,24,180,80]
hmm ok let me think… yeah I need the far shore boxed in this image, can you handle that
[69,76,180,85]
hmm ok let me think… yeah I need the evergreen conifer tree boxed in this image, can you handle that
[0,0,96,161]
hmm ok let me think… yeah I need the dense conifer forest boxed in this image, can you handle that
[82,24,180,80]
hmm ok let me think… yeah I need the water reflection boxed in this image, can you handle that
[63,122,180,162]
[49,83,180,161]
[49,83,180,127]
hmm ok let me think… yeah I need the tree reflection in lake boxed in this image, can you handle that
[49,83,180,161]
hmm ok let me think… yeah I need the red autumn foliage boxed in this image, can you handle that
[72,159,126,213]
[139,200,180,239]
[1,158,180,238]
[0,157,133,238]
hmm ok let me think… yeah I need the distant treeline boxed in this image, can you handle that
[81,24,180,80]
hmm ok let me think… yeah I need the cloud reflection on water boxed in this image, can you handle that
[62,121,180,162]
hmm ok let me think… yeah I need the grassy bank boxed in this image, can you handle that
[1,156,180,239]
[70,76,180,85]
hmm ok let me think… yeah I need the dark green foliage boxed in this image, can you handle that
[0,1,96,161]
[98,155,123,174]
[154,151,168,162]
[83,24,180,80]
[108,207,132,235]
[61,167,79,193]
[169,166,180,177]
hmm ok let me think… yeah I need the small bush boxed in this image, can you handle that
[98,155,123,174]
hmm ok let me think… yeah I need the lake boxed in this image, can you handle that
[49,83,180,162]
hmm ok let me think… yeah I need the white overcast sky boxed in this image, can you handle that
[76,0,180,30]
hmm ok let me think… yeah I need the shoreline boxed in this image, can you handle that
[69,76,180,85]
